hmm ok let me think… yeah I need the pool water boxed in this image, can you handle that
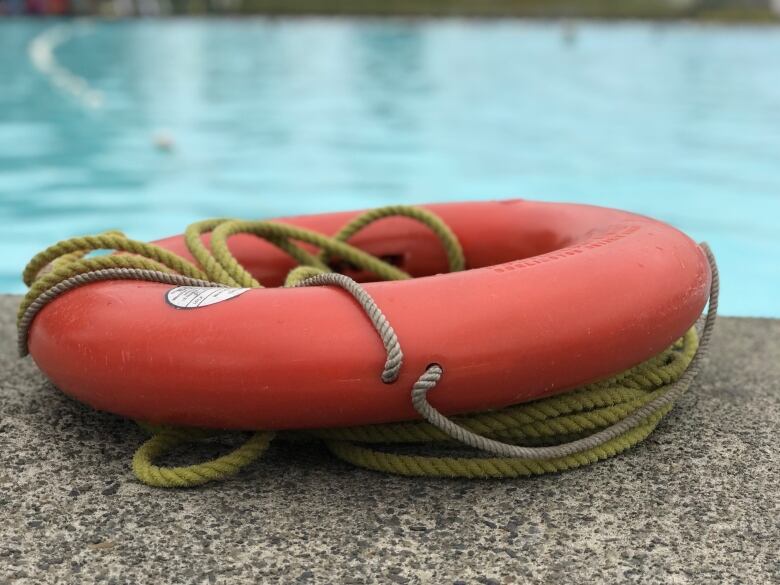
[1,19,778,316]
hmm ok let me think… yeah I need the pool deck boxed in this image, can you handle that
[1,293,778,584]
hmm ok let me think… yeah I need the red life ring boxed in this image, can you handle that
[26,200,710,430]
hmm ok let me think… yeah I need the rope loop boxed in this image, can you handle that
[320,205,466,273]
[132,429,274,488]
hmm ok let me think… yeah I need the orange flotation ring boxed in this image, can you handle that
[24,200,710,430]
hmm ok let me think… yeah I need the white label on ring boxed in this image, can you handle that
[166,286,249,309]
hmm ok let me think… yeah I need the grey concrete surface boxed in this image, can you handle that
[1,293,778,584]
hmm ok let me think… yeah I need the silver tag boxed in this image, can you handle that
[166,286,249,309]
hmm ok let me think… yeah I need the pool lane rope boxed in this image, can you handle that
[28,24,104,110]
[17,206,718,488]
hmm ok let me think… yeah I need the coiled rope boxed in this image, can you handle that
[18,205,717,487]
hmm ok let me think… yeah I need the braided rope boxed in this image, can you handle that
[209,220,411,287]
[183,219,245,287]
[312,330,696,445]
[22,232,209,287]
[18,254,205,323]
[320,205,465,272]
[324,408,671,478]
[18,268,223,357]
[295,273,404,383]
[132,430,274,488]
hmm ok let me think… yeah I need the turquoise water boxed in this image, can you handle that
[1,19,778,316]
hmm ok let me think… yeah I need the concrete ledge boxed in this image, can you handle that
[1,294,778,584]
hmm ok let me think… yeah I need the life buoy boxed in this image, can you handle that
[25,200,710,430]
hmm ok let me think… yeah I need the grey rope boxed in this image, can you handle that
[408,243,719,459]
[17,268,225,357]
[296,273,403,383]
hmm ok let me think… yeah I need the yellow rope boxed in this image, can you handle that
[132,428,274,488]
[19,205,698,487]
[325,408,671,478]
[320,204,466,272]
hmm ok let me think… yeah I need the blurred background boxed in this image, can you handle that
[1,2,778,316]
